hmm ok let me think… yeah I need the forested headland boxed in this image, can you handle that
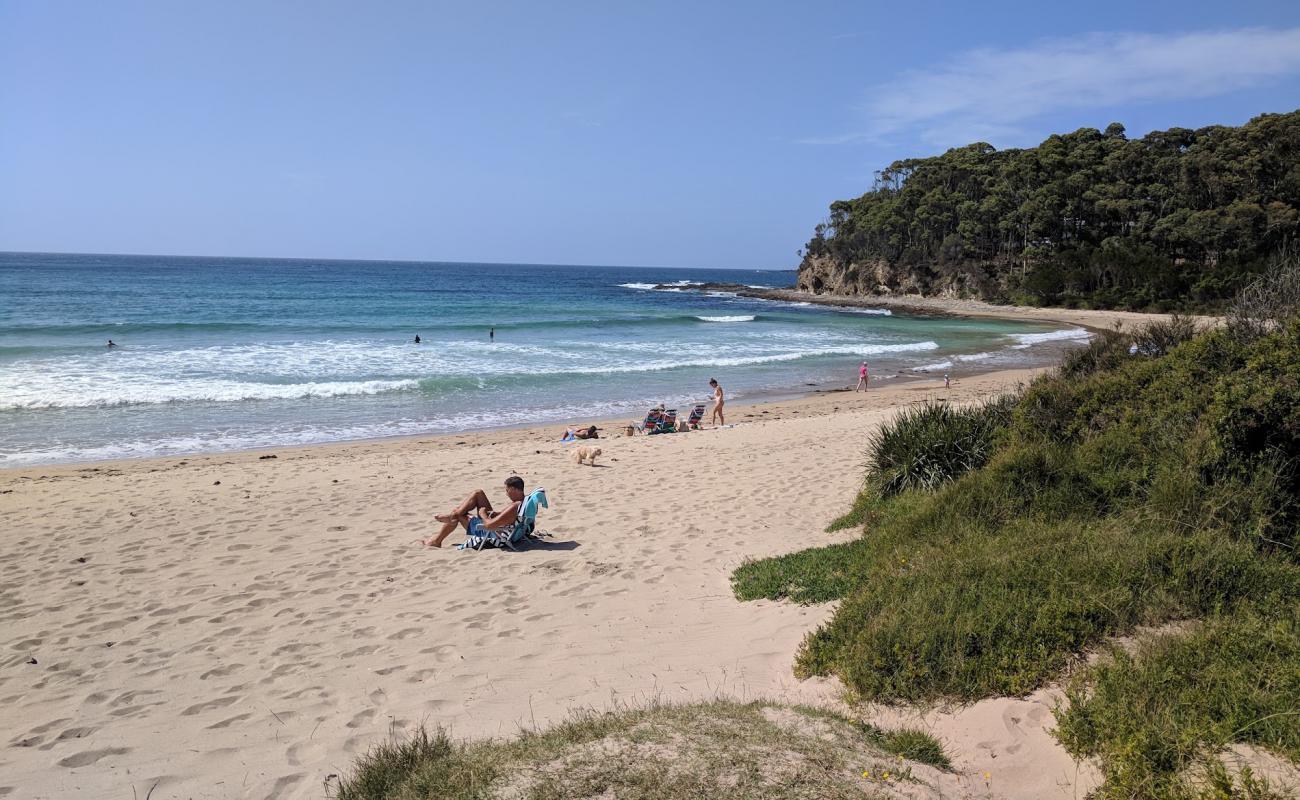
[797,110,1299,311]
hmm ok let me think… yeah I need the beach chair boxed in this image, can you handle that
[686,404,706,429]
[457,488,549,551]
[635,409,663,434]
[649,408,678,434]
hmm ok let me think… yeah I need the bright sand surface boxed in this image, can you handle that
[1,367,1103,799]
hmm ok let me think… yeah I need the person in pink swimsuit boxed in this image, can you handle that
[855,361,869,391]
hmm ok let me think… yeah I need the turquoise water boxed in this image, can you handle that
[0,252,1089,465]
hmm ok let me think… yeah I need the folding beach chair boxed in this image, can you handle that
[685,404,706,429]
[649,408,678,434]
[457,488,549,551]
[635,408,664,434]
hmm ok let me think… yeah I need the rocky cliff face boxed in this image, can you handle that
[795,254,928,297]
[795,254,1004,300]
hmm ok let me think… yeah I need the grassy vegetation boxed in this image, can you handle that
[1056,606,1300,799]
[333,700,950,799]
[732,260,1300,795]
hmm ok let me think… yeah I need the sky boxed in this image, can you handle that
[2,1,1299,270]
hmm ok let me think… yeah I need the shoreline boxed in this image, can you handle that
[2,282,1193,471]
[0,367,1014,480]
[0,358,1019,472]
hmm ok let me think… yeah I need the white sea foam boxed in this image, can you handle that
[0,377,420,410]
[0,338,942,409]
[1008,328,1092,346]
[616,280,704,292]
[545,340,940,374]
[915,360,954,371]
[831,307,892,316]
[695,315,755,322]
[957,352,994,362]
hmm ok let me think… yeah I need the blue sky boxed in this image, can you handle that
[2,1,1298,270]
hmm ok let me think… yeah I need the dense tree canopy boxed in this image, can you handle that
[800,110,1300,310]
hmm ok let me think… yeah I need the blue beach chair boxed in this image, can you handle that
[456,488,549,551]
[649,408,678,434]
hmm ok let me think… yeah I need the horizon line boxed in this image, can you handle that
[0,249,797,273]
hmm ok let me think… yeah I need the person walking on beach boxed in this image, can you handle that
[709,378,725,427]
[855,361,869,391]
[424,475,526,548]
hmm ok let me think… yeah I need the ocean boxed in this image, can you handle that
[0,252,1090,466]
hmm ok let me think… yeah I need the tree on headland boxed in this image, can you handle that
[799,110,1300,311]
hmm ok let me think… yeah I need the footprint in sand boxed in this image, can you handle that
[57,747,130,767]
[346,709,375,729]
[181,694,240,716]
[205,713,252,730]
[406,668,438,683]
[268,774,306,795]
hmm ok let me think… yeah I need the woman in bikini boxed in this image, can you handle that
[709,378,725,427]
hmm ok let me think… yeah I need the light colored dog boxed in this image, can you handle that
[572,446,602,466]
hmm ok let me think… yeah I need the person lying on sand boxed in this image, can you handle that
[423,475,526,548]
[561,425,599,442]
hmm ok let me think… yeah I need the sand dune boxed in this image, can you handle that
[1,368,1097,799]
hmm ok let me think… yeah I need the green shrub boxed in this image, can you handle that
[1055,327,1132,380]
[733,310,1300,793]
[1130,314,1201,357]
[795,519,1298,702]
[866,395,1015,496]
[1056,606,1300,799]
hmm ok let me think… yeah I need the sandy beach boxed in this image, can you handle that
[0,364,1110,799]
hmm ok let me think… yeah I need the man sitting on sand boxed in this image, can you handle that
[423,475,526,548]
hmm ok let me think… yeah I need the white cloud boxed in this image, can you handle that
[807,27,1300,148]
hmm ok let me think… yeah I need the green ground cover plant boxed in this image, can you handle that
[733,262,1300,795]
[1057,606,1300,799]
